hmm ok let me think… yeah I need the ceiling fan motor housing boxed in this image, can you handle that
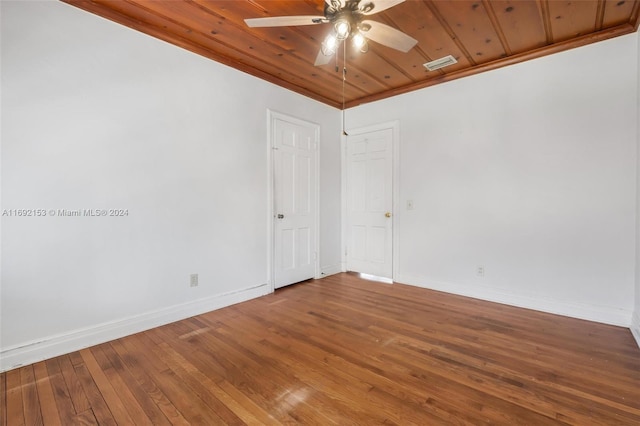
[324,0,374,39]
[325,0,373,21]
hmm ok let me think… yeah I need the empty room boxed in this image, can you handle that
[2,0,640,424]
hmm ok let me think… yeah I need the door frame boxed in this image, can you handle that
[341,120,400,281]
[267,109,321,293]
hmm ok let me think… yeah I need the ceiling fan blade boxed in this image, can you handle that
[361,20,417,52]
[315,48,335,66]
[362,0,405,15]
[244,15,325,28]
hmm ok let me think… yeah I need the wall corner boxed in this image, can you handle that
[632,311,640,349]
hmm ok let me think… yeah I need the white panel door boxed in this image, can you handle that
[273,116,318,289]
[346,128,393,278]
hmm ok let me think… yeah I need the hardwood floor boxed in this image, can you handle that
[2,272,640,425]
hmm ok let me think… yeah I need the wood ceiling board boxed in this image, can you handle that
[602,0,637,27]
[373,4,472,79]
[366,44,431,81]
[390,3,474,79]
[489,0,548,53]
[345,49,415,89]
[548,0,600,42]
[299,38,411,102]
[227,0,324,18]
[430,0,509,64]
[316,54,397,98]
[337,69,393,102]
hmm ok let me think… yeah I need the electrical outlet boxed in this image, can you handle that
[406,200,414,210]
[476,266,485,277]
[190,273,199,287]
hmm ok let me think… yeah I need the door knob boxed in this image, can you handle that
[277,214,285,219]
[385,212,391,218]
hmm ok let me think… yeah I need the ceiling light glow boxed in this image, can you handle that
[335,20,350,40]
[321,34,338,56]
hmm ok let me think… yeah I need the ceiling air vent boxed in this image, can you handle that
[423,55,457,71]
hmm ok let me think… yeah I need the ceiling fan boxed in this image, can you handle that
[244,0,418,66]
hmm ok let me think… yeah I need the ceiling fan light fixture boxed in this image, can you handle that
[322,33,338,56]
[352,32,368,52]
[359,22,372,32]
[334,19,351,40]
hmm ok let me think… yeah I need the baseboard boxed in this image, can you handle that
[319,263,342,277]
[0,283,271,372]
[631,311,640,349]
[395,274,632,327]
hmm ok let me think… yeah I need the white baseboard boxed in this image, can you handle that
[395,274,632,327]
[631,311,640,349]
[319,263,342,278]
[0,283,271,373]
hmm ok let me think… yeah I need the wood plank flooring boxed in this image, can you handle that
[2,272,640,425]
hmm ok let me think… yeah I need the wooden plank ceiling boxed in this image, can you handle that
[64,0,640,109]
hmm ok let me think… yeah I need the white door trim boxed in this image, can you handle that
[267,110,321,292]
[341,120,400,281]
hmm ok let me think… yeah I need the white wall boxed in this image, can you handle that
[347,33,638,327]
[633,30,640,347]
[0,0,341,370]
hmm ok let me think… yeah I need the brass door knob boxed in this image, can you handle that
[385,212,391,218]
